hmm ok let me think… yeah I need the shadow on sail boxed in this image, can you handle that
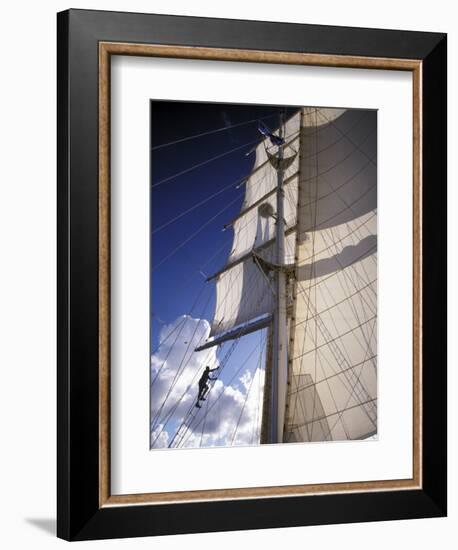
[297,234,377,282]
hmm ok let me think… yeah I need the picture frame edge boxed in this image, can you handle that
[57,9,447,541]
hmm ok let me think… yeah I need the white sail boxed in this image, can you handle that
[211,232,297,337]
[284,107,378,442]
[229,113,300,261]
[208,106,377,443]
[155,104,378,451]
[210,113,300,338]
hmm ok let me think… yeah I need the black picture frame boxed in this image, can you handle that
[57,8,447,541]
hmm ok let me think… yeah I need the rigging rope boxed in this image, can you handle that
[151,254,260,446]
[151,283,209,376]
[152,191,244,272]
[229,345,263,446]
[322,320,378,440]
[152,137,261,189]
[154,106,375,445]
[152,177,245,235]
[318,109,377,167]
[167,265,269,448]
[168,338,239,448]
[284,109,378,440]
[151,113,279,151]
[290,258,377,440]
[176,331,267,449]
[166,266,265,448]
[227,124,375,231]
[150,285,215,434]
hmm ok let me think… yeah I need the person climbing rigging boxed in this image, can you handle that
[195,366,218,408]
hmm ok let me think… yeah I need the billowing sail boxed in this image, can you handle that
[284,107,378,442]
[210,113,300,338]
[206,106,377,443]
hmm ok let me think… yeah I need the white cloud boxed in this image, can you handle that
[150,424,169,449]
[150,315,265,450]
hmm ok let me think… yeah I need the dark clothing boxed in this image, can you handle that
[197,383,209,402]
[196,367,218,405]
[198,372,211,387]
[199,367,217,386]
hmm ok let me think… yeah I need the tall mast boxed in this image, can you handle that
[269,113,289,444]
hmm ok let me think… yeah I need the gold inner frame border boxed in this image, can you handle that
[98,42,422,507]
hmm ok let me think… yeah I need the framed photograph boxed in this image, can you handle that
[57,9,447,541]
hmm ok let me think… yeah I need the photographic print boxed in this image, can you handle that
[150,101,377,450]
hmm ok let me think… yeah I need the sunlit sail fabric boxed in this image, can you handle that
[284,107,378,442]
[210,113,300,338]
[209,106,378,443]
[211,232,296,336]
[229,113,300,262]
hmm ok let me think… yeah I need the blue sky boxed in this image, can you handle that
[150,101,295,448]
[150,101,296,344]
